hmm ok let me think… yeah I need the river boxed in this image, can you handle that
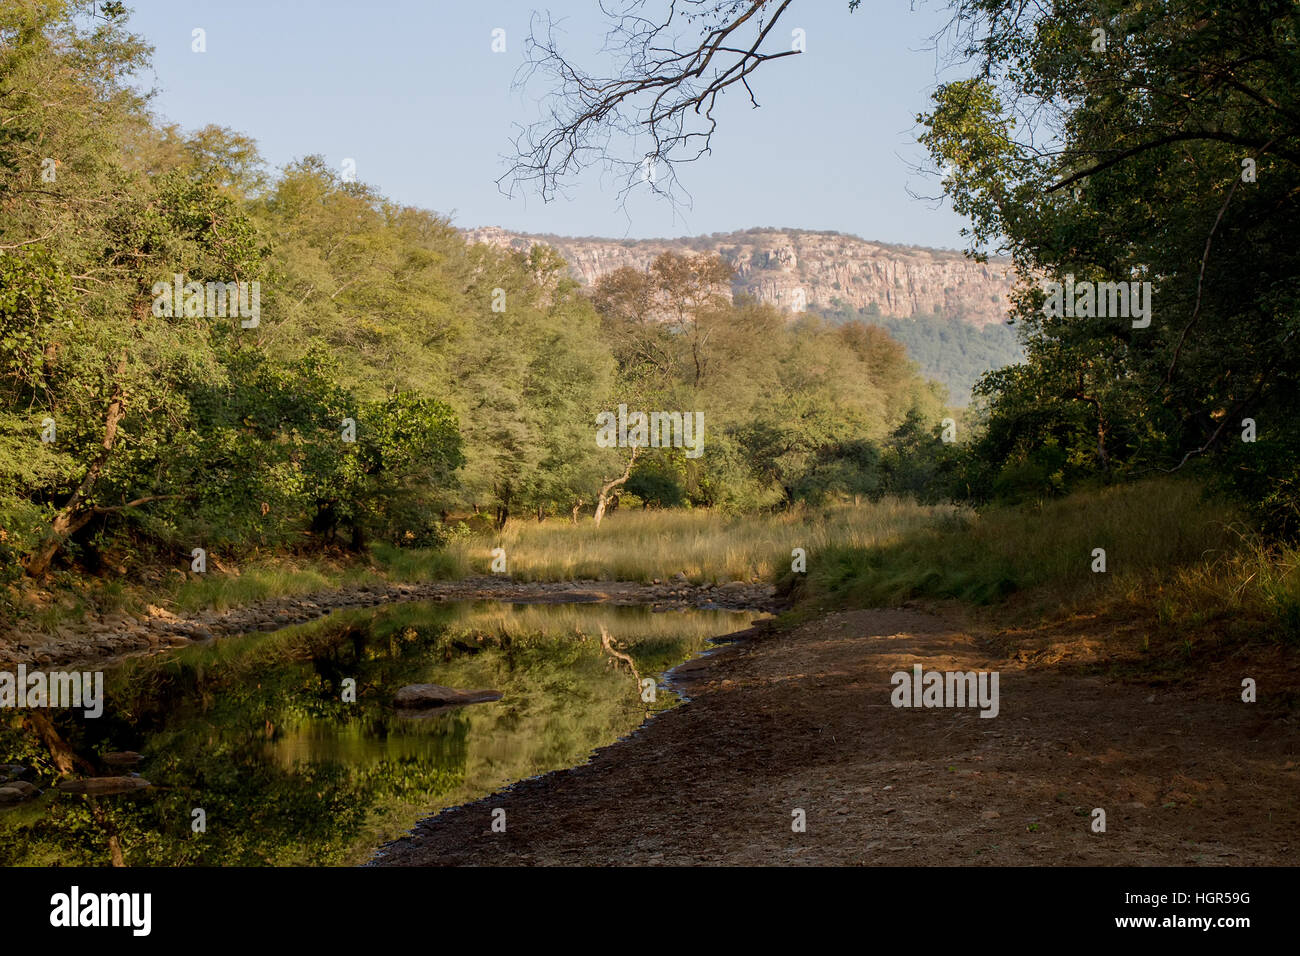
[0,599,759,865]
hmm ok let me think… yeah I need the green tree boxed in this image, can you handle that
[919,0,1300,525]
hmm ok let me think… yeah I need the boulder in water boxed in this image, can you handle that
[0,781,39,804]
[393,684,502,709]
[102,751,144,767]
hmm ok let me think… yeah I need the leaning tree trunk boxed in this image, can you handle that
[24,357,127,577]
[593,446,638,527]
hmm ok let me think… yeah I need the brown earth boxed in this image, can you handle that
[372,606,1299,866]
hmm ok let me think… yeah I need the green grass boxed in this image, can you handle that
[168,562,348,613]
[792,477,1300,645]
[368,541,464,582]
[157,543,465,615]
[152,500,950,617]
[10,499,946,628]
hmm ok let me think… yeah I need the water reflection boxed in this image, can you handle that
[0,600,756,866]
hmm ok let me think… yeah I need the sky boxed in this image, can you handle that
[121,0,972,248]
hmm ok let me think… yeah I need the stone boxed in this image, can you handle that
[102,751,144,767]
[55,776,152,795]
[0,781,39,804]
[393,684,503,709]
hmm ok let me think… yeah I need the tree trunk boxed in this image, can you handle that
[594,447,638,527]
[24,357,127,577]
[570,499,583,524]
[24,507,97,578]
[26,711,94,777]
[599,624,640,683]
[1073,380,1111,472]
[88,799,127,868]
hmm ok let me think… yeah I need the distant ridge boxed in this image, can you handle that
[462,225,1016,329]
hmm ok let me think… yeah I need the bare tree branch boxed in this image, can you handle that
[501,1,805,207]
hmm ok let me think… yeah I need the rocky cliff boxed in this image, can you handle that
[463,226,1015,328]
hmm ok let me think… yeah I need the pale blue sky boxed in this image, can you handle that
[123,1,970,247]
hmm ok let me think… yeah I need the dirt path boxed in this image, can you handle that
[372,606,1298,866]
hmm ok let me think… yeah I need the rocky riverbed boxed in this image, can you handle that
[0,575,777,670]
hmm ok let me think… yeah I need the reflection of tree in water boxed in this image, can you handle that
[599,624,641,686]
[1,601,747,865]
[15,711,126,866]
[309,624,371,702]
[0,618,471,866]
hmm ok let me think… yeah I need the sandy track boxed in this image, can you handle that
[372,607,1298,866]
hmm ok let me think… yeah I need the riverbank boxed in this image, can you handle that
[0,576,777,670]
[372,605,1300,866]
[1,499,937,669]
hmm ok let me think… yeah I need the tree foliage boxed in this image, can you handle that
[918,0,1300,529]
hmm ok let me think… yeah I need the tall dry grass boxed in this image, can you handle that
[441,497,952,583]
[798,477,1300,643]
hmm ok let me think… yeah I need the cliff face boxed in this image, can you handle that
[463,226,1015,328]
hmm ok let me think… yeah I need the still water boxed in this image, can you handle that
[0,600,757,865]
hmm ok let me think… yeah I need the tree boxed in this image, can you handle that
[6,148,269,575]
[1,3,474,579]
[918,0,1300,526]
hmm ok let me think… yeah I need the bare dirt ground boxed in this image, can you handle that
[372,606,1299,866]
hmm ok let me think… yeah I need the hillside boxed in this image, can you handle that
[463,226,1016,329]
[815,304,1024,405]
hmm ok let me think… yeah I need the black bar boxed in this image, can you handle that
[1,865,1282,943]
